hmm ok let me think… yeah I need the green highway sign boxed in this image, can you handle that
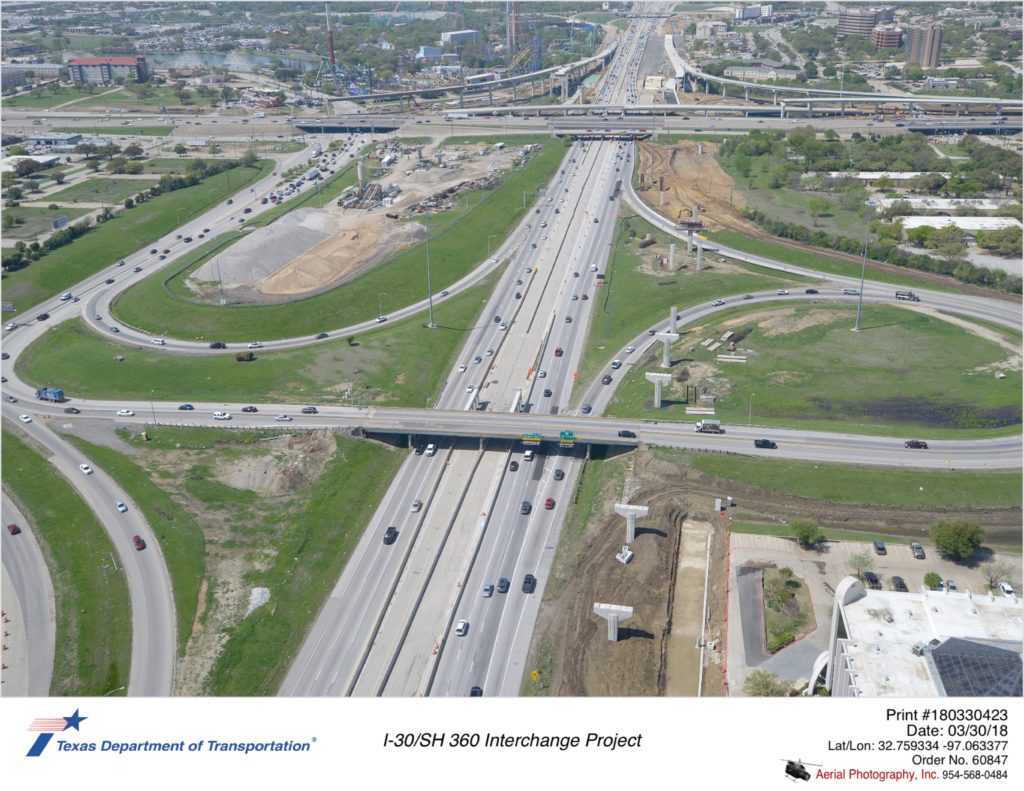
[560,430,575,446]
[522,433,542,444]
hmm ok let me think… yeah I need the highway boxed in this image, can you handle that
[1,5,1020,699]
[1,493,55,696]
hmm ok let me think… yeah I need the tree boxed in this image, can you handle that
[240,148,258,168]
[849,551,873,579]
[124,197,134,209]
[53,172,66,185]
[982,560,1012,591]
[743,670,790,697]
[804,60,818,80]
[807,197,831,226]
[8,145,28,156]
[924,572,943,590]
[173,144,188,157]
[791,519,825,549]
[931,519,984,560]
[8,186,23,201]
[123,143,144,159]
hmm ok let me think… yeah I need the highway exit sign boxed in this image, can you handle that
[522,433,542,444]
[559,431,575,446]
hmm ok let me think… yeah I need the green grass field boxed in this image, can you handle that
[46,177,159,205]
[2,431,131,695]
[63,436,205,654]
[109,139,564,340]
[19,273,497,406]
[2,159,274,311]
[207,434,404,695]
[574,214,799,395]
[1,205,91,239]
[4,85,114,109]
[139,158,195,174]
[608,303,1021,436]
[654,448,1022,509]
[708,230,954,291]
[56,126,174,137]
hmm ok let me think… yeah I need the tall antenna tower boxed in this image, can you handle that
[325,3,339,90]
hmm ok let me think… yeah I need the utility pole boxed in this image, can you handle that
[426,235,436,329]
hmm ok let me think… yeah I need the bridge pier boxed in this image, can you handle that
[705,79,710,94]
[773,90,778,106]
[459,88,465,108]
[488,84,493,107]
[744,87,749,101]
[511,83,517,102]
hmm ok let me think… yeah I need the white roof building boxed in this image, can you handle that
[811,577,1023,698]
[876,197,1013,211]
[900,216,1022,231]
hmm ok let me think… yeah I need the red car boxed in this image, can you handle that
[544,497,555,510]
[554,347,563,357]
[133,534,146,551]
[7,523,21,535]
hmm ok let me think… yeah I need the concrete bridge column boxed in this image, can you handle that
[705,79,710,94]
[488,84,493,107]
[459,88,465,108]
[773,90,778,105]
[722,84,727,98]
[511,83,516,102]
[744,87,749,101]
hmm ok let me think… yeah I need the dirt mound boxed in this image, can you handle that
[213,431,336,497]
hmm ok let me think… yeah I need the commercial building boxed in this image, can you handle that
[416,46,443,61]
[812,577,1023,697]
[923,75,958,89]
[906,25,943,68]
[837,9,880,38]
[723,64,799,81]
[67,56,149,85]
[25,132,82,147]
[734,5,771,21]
[869,26,902,51]
[696,20,728,40]
[441,29,479,45]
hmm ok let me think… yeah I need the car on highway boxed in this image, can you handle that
[610,360,622,369]
[553,468,565,481]
[301,406,318,415]
[544,497,555,510]
[625,346,635,354]
[537,370,547,379]
[581,293,589,301]
[274,414,292,421]
[617,430,636,439]
[383,526,399,545]
[754,439,777,449]
[79,463,93,475]
[109,326,121,333]
[115,500,128,513]
[485,348,494,356]
[890,576,908,592]
[133,534,146,551]
[149,338,167,346]
[564,316,572,323]
[601,374,613,385]
[482,584,494,598]
[4,396,17,403]
[455,620,470,637]
[116,409,135,417]
[6,523,21,535]
[522,574,537,594]
[18,414,31,423]
[150,249,158,254]
[542,388,552,398]
[64,407,81,414]
[212,411,231,420]
[520,501,532,515]
[581,403,592,414]
[315,332,329,340]
[497,577,510,594]
[465,384,475,393]
[159,254,167,260]
[473,356,482,364]
[248,341,263,349]
[904,440,928,449]
[36,312,50,321]
[209,342,227,349]
[509,460,519,472]
[241,405,258,413]
[571,294,578,301]
[554,347,563,357]
[3,322,16,331]
[777,289,789,296]
[133,266,143,273]
[911,542,926,559]
[411,499,422,513]
[376,315,388,323]
[805,288,819,294]
[711,299,725,307]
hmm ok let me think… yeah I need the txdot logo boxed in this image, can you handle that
[26,709,87,757]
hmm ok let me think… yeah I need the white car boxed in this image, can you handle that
[611,360,622,369]
[455,619,469,636]
[625,346,635,354]
[248,341,263,349]
[777,289,790,296]
[537,370,547,379]
[18,414,31,423]
[115,500,128,513]
[411,499,423,512]
[150,338,166,346]
[274,414,292,421]
[457,364,467,373]
[79,463,93,475]
[499,323,507,331]
[3,322,16,331]
[116,409,135,417]
[466,384,475,393]
[212,411,231,420]
[711,299,725,307]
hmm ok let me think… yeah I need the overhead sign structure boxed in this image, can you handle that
[522,433,542,445]
[559,430,575,447]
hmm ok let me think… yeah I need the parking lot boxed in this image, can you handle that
[726,533,1022,693]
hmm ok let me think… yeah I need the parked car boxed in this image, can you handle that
[890,576,908,592]
[910,542,926,559]
[999,581,1015,597]
[863,571,882,590]
[873,540,887,555]
[945,579,958,592]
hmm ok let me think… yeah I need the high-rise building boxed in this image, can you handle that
[906,24,943,68]
[837,9,879,38]
[869,25,902,50]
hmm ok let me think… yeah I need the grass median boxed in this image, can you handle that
[63,435,205,654]
[2,159,275,311]
[109,138,564,340]
[653,449,1022,509]
[606,302,1021,438]
[2,430,132,695]
[19,271,498,406]
[207,433,404,695]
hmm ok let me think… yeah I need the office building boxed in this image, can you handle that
[837,9,879,38]
[811,577,1023,697]
[67,56,148,85]
[441,29,480,45]
[870,26,902,50]
[906,24,943,68]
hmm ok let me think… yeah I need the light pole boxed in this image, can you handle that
[486,234,497,257]
[853,200,877,332]
[176,206,186,227]
[425,236,436,329]
[377,292,387,318]
[748,392,754,426]
[150,390,157,425]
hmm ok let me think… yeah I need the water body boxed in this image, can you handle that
[146,51,315,72]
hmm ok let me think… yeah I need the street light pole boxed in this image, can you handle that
[748,392,754,426]
[150,390,157,425]
[378,292,387,318]
[487,234,497,257]
[425,236,436,329]
[853,201,876,332]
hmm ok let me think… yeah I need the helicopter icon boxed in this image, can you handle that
[782,758,822,781]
